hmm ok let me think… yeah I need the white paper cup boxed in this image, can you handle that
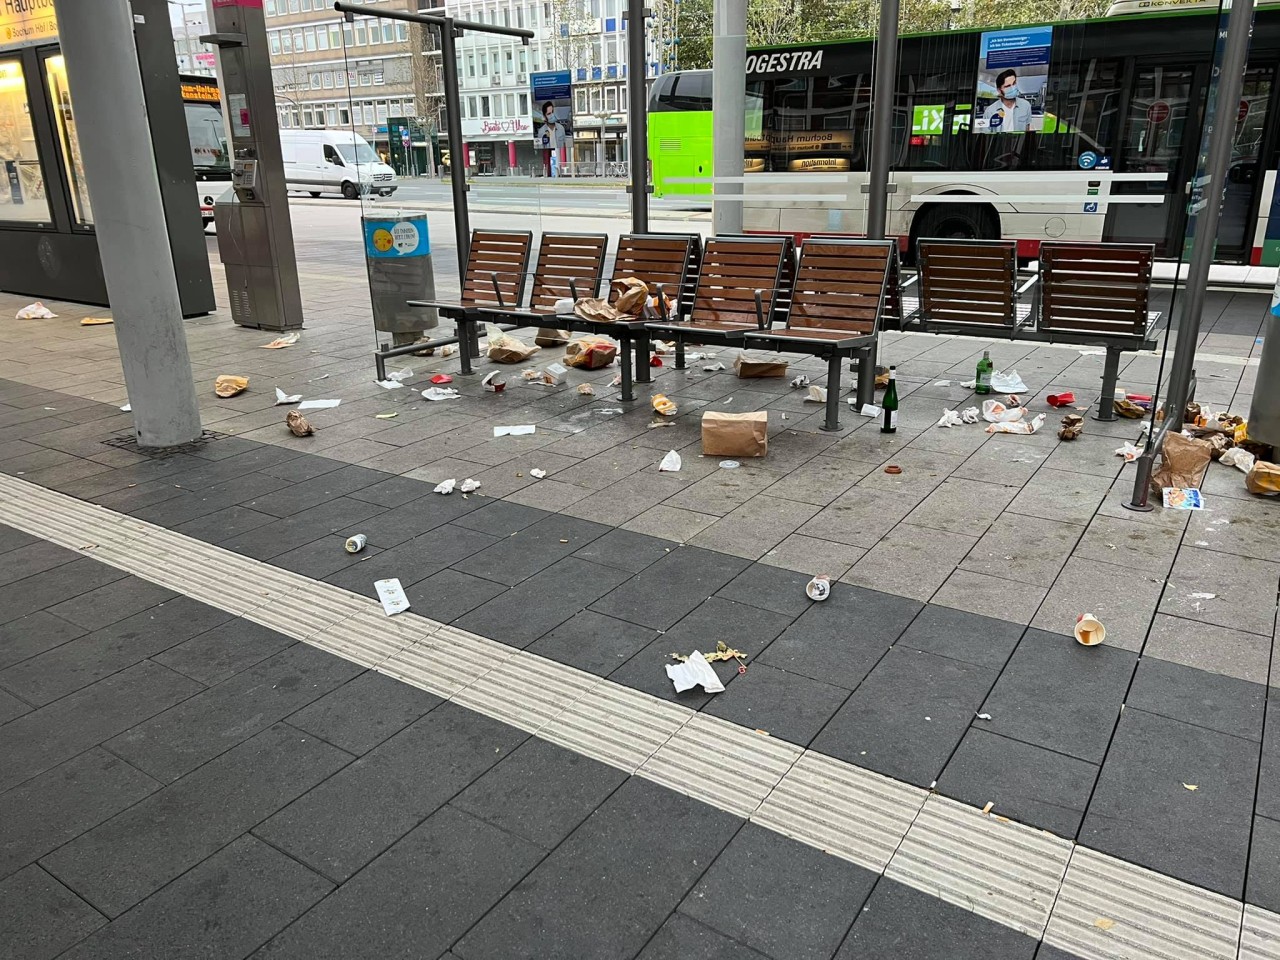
[806,575,831,601]
[1075,613,1106,646]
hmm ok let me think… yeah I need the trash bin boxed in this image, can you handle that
[364,213,437,345]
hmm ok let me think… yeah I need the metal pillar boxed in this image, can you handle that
[437,20,470,275]
[53,0,202,448]
[865,0,900,242]
[1163,0,1254,431]
[626,0,649,232]
[1249,313,1280,445]
[711,0,746,235]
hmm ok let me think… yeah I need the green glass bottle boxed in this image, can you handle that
[975,350,993,395]
[881,366,899,433]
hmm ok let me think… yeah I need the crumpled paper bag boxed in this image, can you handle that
[215,375,249,398]
[701,410,767,457]
[285,410,313,436]
[612,277,649,316]
[535,328,571,347]
[1151,432,1213,495]
[564,335,617,370]
[573,297,623,323]
[487,330,540,364]
[1245,460,1280,495]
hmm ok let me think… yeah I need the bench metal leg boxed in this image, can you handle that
[821,352,843,432]
[375,349,387,383]
[674,338,686,370]
[618,333,635,402]
[856,340,877,408]
[1093,347,1121,422]
[456,318,474,375]
[636,333,653,383]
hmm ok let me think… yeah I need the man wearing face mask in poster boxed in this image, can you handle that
[538,101,565,151]
[982,69,1033,133]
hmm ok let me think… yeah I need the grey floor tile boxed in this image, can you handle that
[570,527,674,574]
[0,558,130,628]
[40,723,352,918]
[759,532,867,581]
[813,647,997,788]
[717,563,820,618]
[794,487,920,549]
[269,535,381,580]
[0,865,104,960]
[622,503,721,542]
[0,539,79,588]
[0,660,202,794]
[704,662,850,745]
[287,671,442,756]
[688,494,823,562]
[255,702,526,882]
[252,805,543,960]
[526,609,660,677]
[172,504,280,545]
[682,824,876,960]
[455,513,611,586]
[636,913,771,960]
[57,835,333,960]
[0,748,159,882]
[1081,707,1259,899]
[903,476,1019,538]
[894,604,1023,670]
[1143,614,1272,685]
[835,876,1039,959]
[759,584,920,689]
[456,778,741,960]
[1126,656,1266,742]
[1261,698,1280,822]
[1159,546,1280,637]
[1186,494,1280,562]
[243,465,392,517]
[105,644,364,782]
[961,513,1085,586]
[326,523,500,596]
[937,728,1098,839]
[590,546,751,631]
[952,440,1048,487]
[842,523,979,602]
[258,454,347,483]
[1073,512,1183,575]
[347,474,433,508]
[979,629,1135,764]
[152,620,297,686]
[1247,815,1280,913]
[404,568,509,623]
[43,578,178,633]
[1029,556,1164,653]
[932,568,1049,626]
[450,498,550,537]
[0,686,27,724]
[452,737,626,850]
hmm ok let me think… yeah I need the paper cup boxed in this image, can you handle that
[1074,613,1106,646]
[805,575,831,601]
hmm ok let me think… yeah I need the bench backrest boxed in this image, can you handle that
[527,233,609,314]
[688,236,789,330]
[461,230,534,308]
[809,235,904,330]
[917,239,1018,328]
[1039,242,1154,338]
[610,233,697,316]
[788,239,893,337]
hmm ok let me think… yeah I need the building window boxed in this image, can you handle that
[605,85,617,111]
[481,95,490,117]
[519,92,528,115]
[355,23,367,44]
[288,0,299,11]
[303,105,315,126]
[376,101,389,122]
[517,5,524,27]
[504,50,513,74]
[369,22,380,45]
[363,104,375,124]
[280,31,292,52]
[293,29,304,50]
[480,53,487,76]
[575,88,588,113]
[339,106,350,124]
[467,55,475,78]
[305,28,317,51]
[383,23,394,42]
[328,105,338,125]
[265,0,277,13]
[468,95,477,117]
[397,23,408,41]
[317,27,329,50]
[270,31,281,54]
[310,72,321,89]
[322,71,334,88]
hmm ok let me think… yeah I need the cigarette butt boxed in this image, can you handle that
[981,801,994,815]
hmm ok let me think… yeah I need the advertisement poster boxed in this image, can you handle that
[974,26,1052,134]
[530,70,573,150]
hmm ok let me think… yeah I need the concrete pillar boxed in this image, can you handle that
[711,0,746,235]
[53,0,202,448]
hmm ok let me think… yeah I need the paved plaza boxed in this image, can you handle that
[0,205,1277,959]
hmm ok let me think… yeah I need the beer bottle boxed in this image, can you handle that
[976,351,993,395]
[881,366,899,434]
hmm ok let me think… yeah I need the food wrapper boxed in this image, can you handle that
[701,410,768,457]
[611,277,649,316]
[214,375,249,398]
[1150,432,1213,496]
[733,352,789,379]
[1221,447,1256,473]
[574,298,623,323]
[1059,414,1084,441]
[535,328,571,347]
[1245,460,1280,496]
[981,399,1024,423]
[986,413,1045,435]
[652,393,678,416]
[486,330,540,364]
[285,410,313,436]
[564,335,617,370]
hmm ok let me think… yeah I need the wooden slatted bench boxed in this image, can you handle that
[912,239,1038,335]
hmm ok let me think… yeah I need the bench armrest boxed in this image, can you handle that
[1016,274,1040,297]
[900,273,920,290]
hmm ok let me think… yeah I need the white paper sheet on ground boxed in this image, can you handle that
[805,385,828,403]
[298,399,341,410]
[981,399,1024,423]
[422,387,459,401]
[120,403,131,412]
[274,387,301,405]
[494,424,536,437]
[935,380,953,386]
[703,361,727,372]
[936,408,963,428]
[990,370,1028,393]
[658,450,681,472]
[960,379,977,389]
[15,301,55,319]
[433,479,456,494]
[460,478,481,492]
[961,406,980,423]
[791,375,811,389]
[376,380,405,390]
[529,468,547,479]
[986,413,1045,435]
[387,367,414,381]
[665,651,725,694]
[374,578,411,616]
[1221,447,1256,472]
[856,402,881,417]
[1115,441,1142,462]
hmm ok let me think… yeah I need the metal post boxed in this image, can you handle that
[626,0,649,232]
[437,19,471,275]
[711,0,745,235]
[865,0,899,242]
[1249,312,1280,445]
[54,0,202,448]
[1163,0,1254,431]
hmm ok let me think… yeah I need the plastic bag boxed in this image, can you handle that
[981,399,1024,423]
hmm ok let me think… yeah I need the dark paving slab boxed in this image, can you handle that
[404,568,509,622]
[0,539,79,588]
[835,876,1040,959]
[758,584,921,689]
[220,502,382,560]
[131,473,291,527]
[243,465,394,518]
[681,823,876,960]
[1247,815,1280,913]
[287,670,441,756]
[258,453,346,483]
[813,647,998,788]
[636,913,771,960]
[894,604,1025,670]
[979,629,1135,764]
[0,595,233,707]
[1080,707,1258,899]
[0,611,87,671]
[525,609,660,677]
[0,685,27,724]
[1260,699,1280,821]
[452,736,626,850]
[590,546,752,630]
[571,527,673,574]
[703,662,850,746]
[252,805,543,960]
[937,728,1098,839]
[0,865,104,960]
[0,523,39,553]
[0,557,130,627]
[717,563,818,618]
[0,660,202,794]
[450,498,549,536]
[172,503,292,544]
[346,474,434,508]
[105,644,363,783]
[456,513,612,586]
[40,722,352,918]
[455,778,741,960]
[43,577,178,632]
[255,702,524,882]
[0,748,158,882]
[57,835,332,960]
[271,535,384,581]
[1126,656,1266,742]
[152,620,297,686]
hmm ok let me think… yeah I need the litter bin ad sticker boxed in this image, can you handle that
[973,26,1052,134]
[365,219,430,258]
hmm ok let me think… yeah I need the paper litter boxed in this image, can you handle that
[81,316,113,326]
[1221,447,1256,473]
[422,386,460,401]
[387,367,414,382]
[374,412,398,419]
[665,650,725,694]
[960,379,977,389]
[120,403,131,412]
[298,399,340,410]
[790,375,811,389]
[374,578,410,616]
[1115,441,1142,462]
[274,388,301,405]
[652,394,677,416]
[460,478,481,493]
[856,402,881,417]
[376,379,406,390]
[1163,487,1204,510]
[981,399,1024,423]
[430,374,453,384]
[214,375,249,398]
[986,413,1045,435]
[482,371,506,392]
[935,380,953,386]
[703,361,727,372]
[805,385,828,403]
[529,468,547,479]
[936,409,963,428]
[433,479,457,494]
[961,407,980,424]
[286,410,313,436]
[494,424,536,437]
[16,301,56,319]
[658,450,682,472]
[260,332,300,349]
[577,383,595,396]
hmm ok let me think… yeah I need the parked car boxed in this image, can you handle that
[279,130,398,199]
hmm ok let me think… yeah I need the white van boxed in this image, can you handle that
[278,130,398,199]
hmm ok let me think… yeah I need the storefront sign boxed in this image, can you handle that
[462,117,532,139]
[0,0,57,49]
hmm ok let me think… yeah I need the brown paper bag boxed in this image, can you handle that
[1150,431,1213,495]
[535,328,571,347]
[573,298,622,323]
[1245,460,1280,495]
[214,375,249,398]
[733,352,789,379]
[487,331,540,364]
[612,277,649,316]
[702,411,768,457]
[564,335,617,370]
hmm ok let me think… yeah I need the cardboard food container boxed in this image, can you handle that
[702,411,768,457]
[733,352,789,379]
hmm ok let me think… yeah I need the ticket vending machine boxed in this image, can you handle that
[203,2,302,331]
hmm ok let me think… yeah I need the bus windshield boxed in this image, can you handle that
[337,141,380,165]
[184,101,228,175]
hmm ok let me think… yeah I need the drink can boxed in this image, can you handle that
[344,534,367,554]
